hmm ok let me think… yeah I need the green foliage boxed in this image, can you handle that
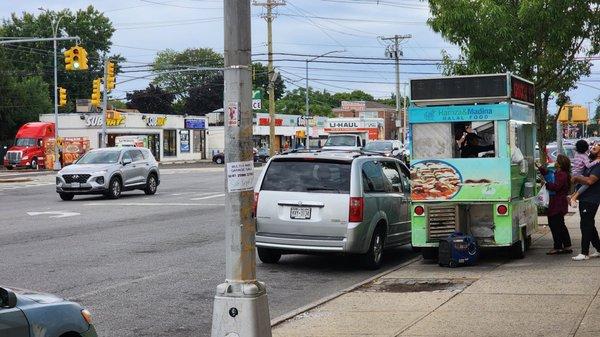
[126,84,175,115]
[252,62,286,100]
[185,73,224,116]
[152,48,223,100]
[272,88,386,116]
[0,6,119,110]
[426,0,600,162]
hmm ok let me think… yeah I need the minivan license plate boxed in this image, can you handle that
[290,207,311,219]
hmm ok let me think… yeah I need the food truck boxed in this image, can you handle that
[408,73,537,259]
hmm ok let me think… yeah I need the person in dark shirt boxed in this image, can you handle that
[572,142,600,260]
[538,154,572,255]
[460,133,494,158]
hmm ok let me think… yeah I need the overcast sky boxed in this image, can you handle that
[2,0,598,114]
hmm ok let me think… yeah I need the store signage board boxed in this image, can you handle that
[252,90,262,111]
[146,116,167,127]
[185,119,206,129]
[411,74,534,106]
[409,104,509,123]
[84,115,126,127]
[227,161,254,192]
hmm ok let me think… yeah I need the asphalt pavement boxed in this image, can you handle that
[0,166,415,337]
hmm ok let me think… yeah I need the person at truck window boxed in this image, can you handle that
[459,133,495,158]
[571,142,600,261]
[537,154,573,255]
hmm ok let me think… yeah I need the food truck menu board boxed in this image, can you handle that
[411,74,534,105]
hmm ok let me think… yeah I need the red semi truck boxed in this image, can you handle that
[3,122,55,170]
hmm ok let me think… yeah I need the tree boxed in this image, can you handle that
[126,84,174,115]
[332,90,374,103]
[252,62,286,100]
[427,0,600,163]
[185,73,224,115]
[152,48,223,100]
[275,87,337,116]
[0,6,120,110]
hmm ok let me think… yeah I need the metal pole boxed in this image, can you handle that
[211,0,271,335]
[52,18,61,170]
[266,2,276,156]
[101,58,109,148]
[402,84,408,144]
[305,60,309,149]
[394,37,401,140]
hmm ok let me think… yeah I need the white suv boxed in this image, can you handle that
[254,150,411,269]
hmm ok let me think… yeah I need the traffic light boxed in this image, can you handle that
[106,61,116,91]
[58,87,67,107]
[91,78,101,107]
[64,46,88,71]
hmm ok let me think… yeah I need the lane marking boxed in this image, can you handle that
[189,193,226,201]
[27,211,80,218]
[84,202,224,206]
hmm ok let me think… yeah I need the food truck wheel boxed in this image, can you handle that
[360,227,385,270]
[59,193,74,201]
[421,248,438,261]
[106,177,122,199]
[511,239,526,259]
[6,165,13,170]
[525,235,532,250]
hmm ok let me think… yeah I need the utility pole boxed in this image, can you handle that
[211,1,271,336]
[380,34,411,141]
[101,58,109,148]
[253,0,285,156]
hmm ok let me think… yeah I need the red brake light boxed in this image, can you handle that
[349,197,364,222]
[497,204,508,215]
[253,192,259,216]
[414,205,425,216]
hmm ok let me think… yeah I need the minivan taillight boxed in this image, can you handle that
[349,197,364,222]
[253,192,259,217]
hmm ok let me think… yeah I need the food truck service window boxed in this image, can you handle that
[412,122,496,159]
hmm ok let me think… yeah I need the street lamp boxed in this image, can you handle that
[305,50,345,149]
[39,7,68,170]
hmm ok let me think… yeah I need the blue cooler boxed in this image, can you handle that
[438,232,479,268]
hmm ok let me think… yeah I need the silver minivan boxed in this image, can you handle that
[254,151,411,269]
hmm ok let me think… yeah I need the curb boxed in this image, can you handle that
[0,178,33,183]
[270,255,421,327]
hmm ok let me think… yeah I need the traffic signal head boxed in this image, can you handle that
[58,87,67,107]
[106,61,116,91]
[91,78,101,107]
[64,46,88,71]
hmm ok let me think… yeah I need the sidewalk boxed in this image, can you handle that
[272,213,600,337]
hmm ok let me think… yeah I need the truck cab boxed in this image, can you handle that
[322,133,367,151]
[3,122,55,170]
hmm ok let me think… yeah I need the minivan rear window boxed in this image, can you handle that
[261,160,351,193]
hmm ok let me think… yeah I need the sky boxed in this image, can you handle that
[1,0,599,114]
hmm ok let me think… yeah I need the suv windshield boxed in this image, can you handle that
[364,142,392,151]
[15,138,36,147]
[261,160,351,193]
[76,151,121,164]
[325,136,357,147]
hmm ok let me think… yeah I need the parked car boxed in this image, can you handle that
[536,144,575,164]
[363,140,403,159]
[56,147,160,200]
[0,286,97,337]
[212,148,263,164]
[212,152,225,164]
[256,148,270,162]
[254,150,412,269]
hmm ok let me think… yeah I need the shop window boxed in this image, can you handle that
[180,130,190,153]
[412,122,496,159]
[163,130,177,157]
[193,130,204,154]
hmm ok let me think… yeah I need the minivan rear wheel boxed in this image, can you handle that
[257,248,282,264]
[360,227,385,270]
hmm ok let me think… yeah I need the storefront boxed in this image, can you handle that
[324,117,385,140]
[39,112,208,162]
[252,113,328,151]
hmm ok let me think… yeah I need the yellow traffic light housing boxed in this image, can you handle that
[64,46,88,71]
[58,87,67,107]
[91,78,101,107]
[106,61,116,91]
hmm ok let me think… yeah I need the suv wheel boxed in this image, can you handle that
[59,193,74,201]
[257,248,282,264]
[360,227,385,270]
[144,174,158,195]
[106,177,122,199]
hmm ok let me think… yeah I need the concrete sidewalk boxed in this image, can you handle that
[272,213,600,337]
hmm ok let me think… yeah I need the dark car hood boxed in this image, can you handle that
[8,286,64,304]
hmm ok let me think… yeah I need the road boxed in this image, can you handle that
[0,166,415,337]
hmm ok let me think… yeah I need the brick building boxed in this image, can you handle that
[332,101,399,139]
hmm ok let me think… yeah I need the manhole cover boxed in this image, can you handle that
[358,278,475,293]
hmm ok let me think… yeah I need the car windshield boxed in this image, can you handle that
[15,138,36,147]
[261,159,351,193]
[364,142,393,151]
[325,136,357,147]
[76,151,120,164]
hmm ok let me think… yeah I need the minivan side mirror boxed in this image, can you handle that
[0,287,18,308]
[122,158,132,166]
